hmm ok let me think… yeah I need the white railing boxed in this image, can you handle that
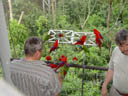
[48,30,96,46]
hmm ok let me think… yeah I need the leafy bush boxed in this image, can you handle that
[36,16,50,36]
[9,19,29,57]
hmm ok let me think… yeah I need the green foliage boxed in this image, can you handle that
[36,16,50,36]
[9,19,28,43]
[86,47,109,67]
[0,66,3,79]
[86,14,105,30]
[63,0,89,24]
[56,15,71,29]
[60,68,82,96]
[121,4,128,29]
[60,68,103,96]
[12,0,44,36]
[4,0,128,95]
[9,19,28,57]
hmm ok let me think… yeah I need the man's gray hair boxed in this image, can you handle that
[115,29,128,45]
[24,36,43,56]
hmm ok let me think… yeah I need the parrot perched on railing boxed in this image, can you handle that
[74,35,86,45]
[59,55,65,61]
[55,56,67,71]
[46,56,52,61]
[93,29,104,50]
[58,33,64,38]
[73,57,78,61]
[48,63,58,69]
[47,55,69,78]
[57,56,69,79]
[46,56,58,69]
[49,40,58,54]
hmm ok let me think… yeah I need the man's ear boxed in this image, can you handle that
[34,50,42,60]
[34,51,40,57]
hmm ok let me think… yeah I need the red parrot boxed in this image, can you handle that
[49,40,58,54]
[73,57,78,61]
[55,56,67,71]
[48,55,69,78]
[62,66,69,78]
[58,56,69,78]
[46,56,52,61]
[63,70,67,76]
[59,55,65,61]
[58,33,64,38]
[48,64,58,68]
[93,29,104,49]
[48,55,67,70]
[61,56,67,64]
[74,35,86,45]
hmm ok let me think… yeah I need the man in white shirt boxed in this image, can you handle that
[102,29,128,96]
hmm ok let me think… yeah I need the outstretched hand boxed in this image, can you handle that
[101,84,108,96]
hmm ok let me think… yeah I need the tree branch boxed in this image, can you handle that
[18,11,24,24]
[81,0,97,29]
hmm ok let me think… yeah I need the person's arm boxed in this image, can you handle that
[54,73,63,96]
[58,72,63,85]
[101,69,114,96]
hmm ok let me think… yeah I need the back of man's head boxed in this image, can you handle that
[24,36,43,56]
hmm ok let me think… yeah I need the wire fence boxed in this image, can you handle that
[60,68,107,96]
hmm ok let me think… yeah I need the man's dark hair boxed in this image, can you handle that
[115,29,128,45]
[24,36,43,56]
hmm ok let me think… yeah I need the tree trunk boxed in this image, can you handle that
[62,0,64,13]
[51,0,56,28]
[106,0,113,57]
[81,0,97,29]
[8,0,13,21]
[106,0,112,29]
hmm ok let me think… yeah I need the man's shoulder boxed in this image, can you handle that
[11,59,47,66]
[10,59,23,66]
[10,59,55,74]
[114,46,119,51]
[113,46,120,54]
